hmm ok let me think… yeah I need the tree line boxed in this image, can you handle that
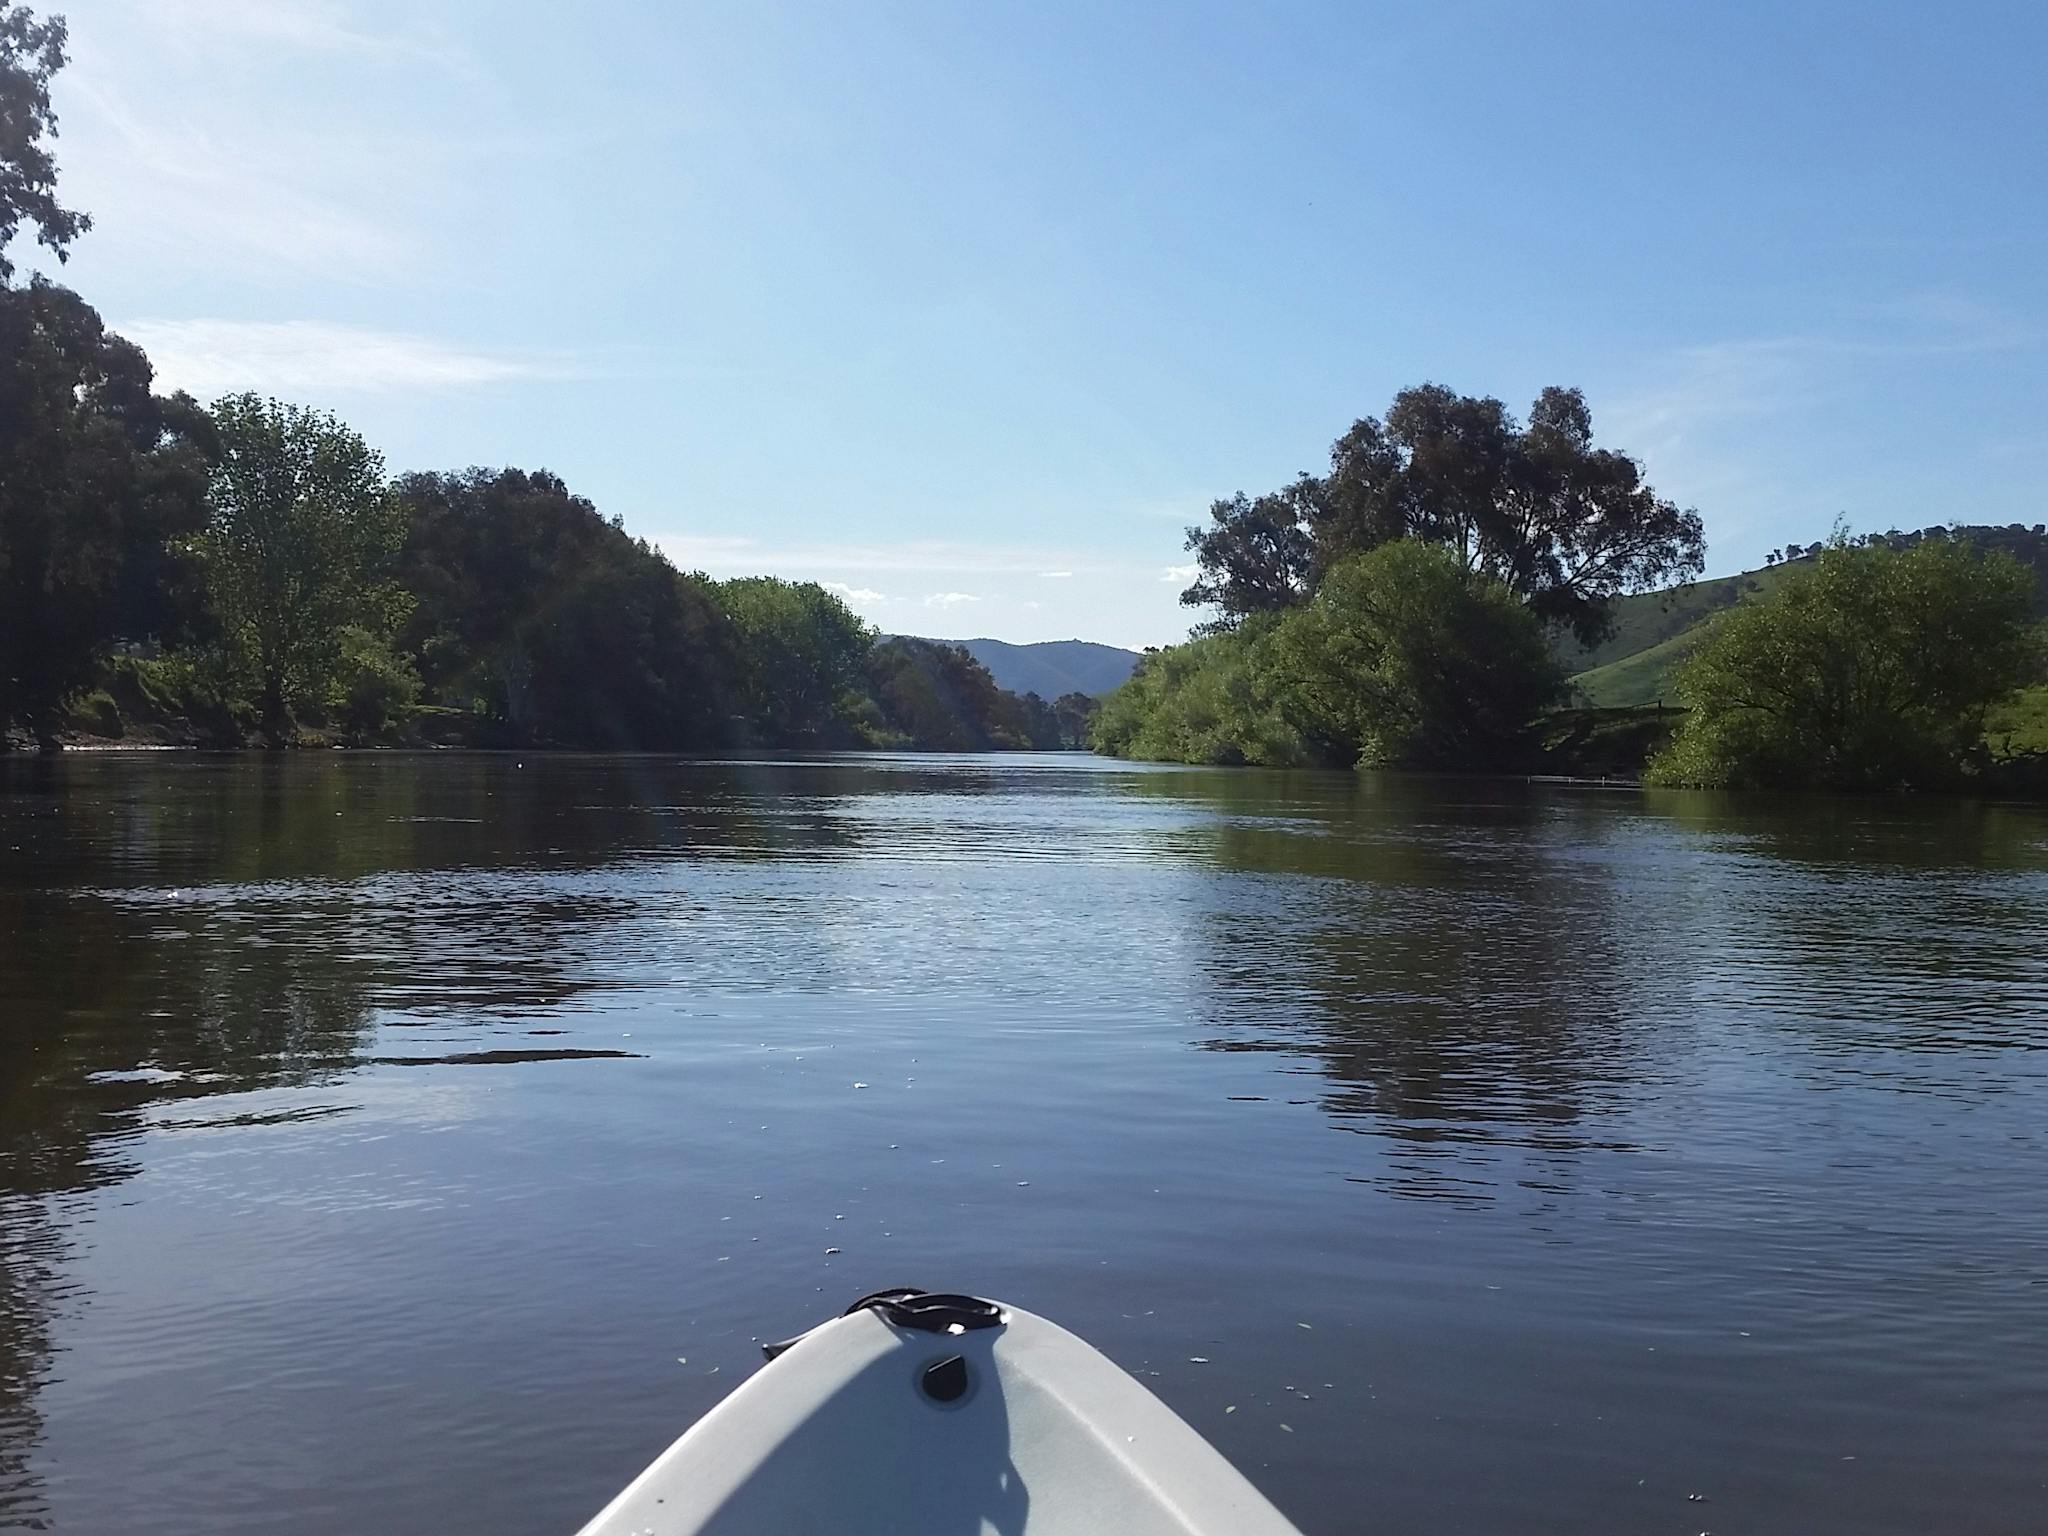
[2,370,1097,753]
[1092,381,2047,794]
[0,15,1094,754]
[1094,383,1710,770]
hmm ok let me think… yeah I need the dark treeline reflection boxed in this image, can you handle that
[2,752,957,1171]
[2,763,388,1527]
[1113,770,2048,1200]
[0,751,894,1525]
[1129,776,1682,1201]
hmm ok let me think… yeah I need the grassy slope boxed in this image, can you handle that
[1567,527,2048,709]
[1987,683,2048,759]
[1571,628,1705,707]
[1562,562,1799,708]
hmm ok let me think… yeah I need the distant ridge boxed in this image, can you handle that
[907,637,1141,698]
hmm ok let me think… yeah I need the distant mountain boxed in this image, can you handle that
[910,637,1142,698]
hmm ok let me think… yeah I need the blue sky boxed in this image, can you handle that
[34,0,2047,649]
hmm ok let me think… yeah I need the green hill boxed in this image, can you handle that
[1561,566,1784,667]
[1558,565,1795,708]
[1561,524,2048,710]
[1570,629,1698,708]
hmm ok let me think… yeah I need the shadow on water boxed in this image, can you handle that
[0,800,385,1527]
[0,752,1109,1524]
[1647,786,2048,873]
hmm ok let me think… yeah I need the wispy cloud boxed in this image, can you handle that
[823,582,888,604]
[59,1,487,285]
[1608,295,2037,465]
[1596,293,2043,566]
[64,75,419,282]
[924,592,981,608]
[1127,497,1212,524]
[126,0,468,70]
[121,318,562,397]
[1855,291,2036,355]
[1038,570,1073,579]
[1159,563,1197,584]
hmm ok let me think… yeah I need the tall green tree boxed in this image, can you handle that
[1051,690,1100,750]
[989,688,1063,750]
[394,467,739,748]
[1267,540,1564,768]
[1178,484,1317,624]
[0,280,210,745]
[717,577,873,744]
[1648,535,2043,791]
[0,6,89,281]
[1185,384,1704,644]
[199,395,407,743]
[865,638,1019,750]
[1095,542,1563,770]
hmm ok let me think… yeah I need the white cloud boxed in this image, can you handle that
[823,582,888,604]
[647,534,1199,648]
[1038,570,1073,579]
[120,318,559,397]
[1159,563,1198,584]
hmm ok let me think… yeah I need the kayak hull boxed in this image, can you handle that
[577,1299,1301,1535]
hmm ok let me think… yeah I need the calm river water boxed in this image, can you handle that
[3,753,2046,1535]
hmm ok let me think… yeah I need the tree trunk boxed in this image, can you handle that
[260,673,291,749]
[26,707,62,753]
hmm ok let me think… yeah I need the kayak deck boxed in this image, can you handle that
[577,1294,1301,1536]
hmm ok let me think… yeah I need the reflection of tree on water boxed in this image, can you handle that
[1646,789,2048,1068]
[0,753,825,1526]
[1157,775,1694,1202]
[0,1207,65,1530]
[0,870,383,1529]
[1153,772,2048,1202]
[0,749,925,1522]
[1649,788,2048,875]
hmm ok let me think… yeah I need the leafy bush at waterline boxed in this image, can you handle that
[1647,536,2043,791]
[1088,627,1306,766]
[1092,542,1564,769]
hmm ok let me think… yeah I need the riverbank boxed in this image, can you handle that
[1534,705,1680,781]
[16,694,1674,773]
[5,649,1093,756]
